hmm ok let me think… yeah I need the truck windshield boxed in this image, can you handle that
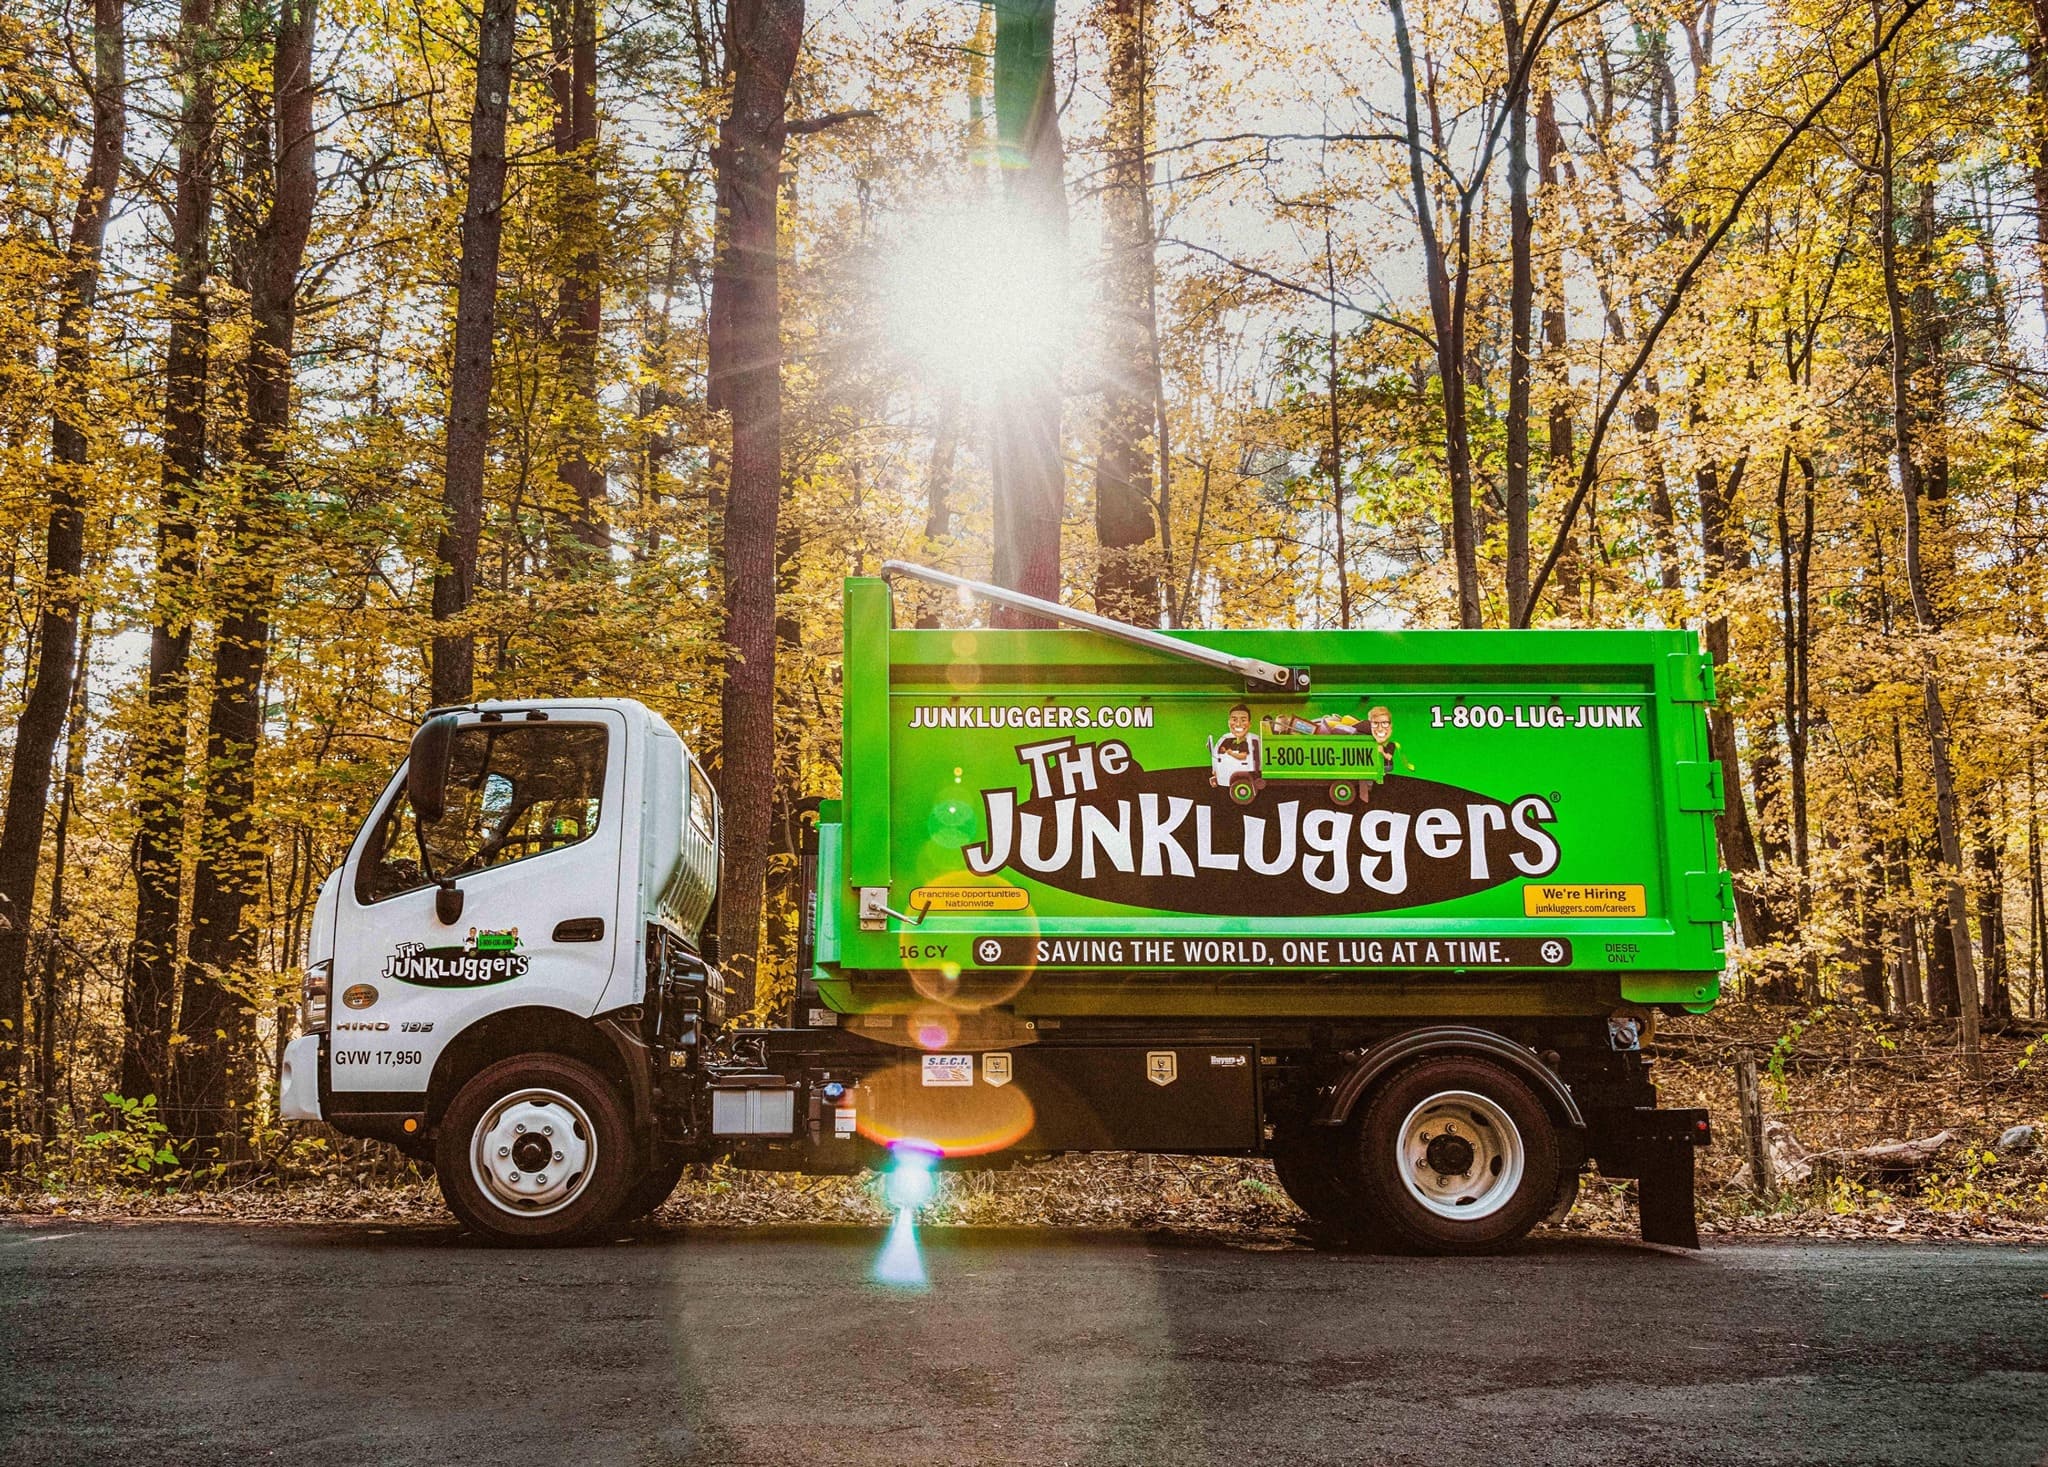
[356,722,609,904]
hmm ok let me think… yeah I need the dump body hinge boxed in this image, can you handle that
[857,886,928,932]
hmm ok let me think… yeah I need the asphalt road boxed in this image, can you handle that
[5,1220,2046,1467]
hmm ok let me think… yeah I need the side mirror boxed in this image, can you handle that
[407,713,460,825]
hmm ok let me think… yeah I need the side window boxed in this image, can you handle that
[688,759,718,846]
[357,723,610,904]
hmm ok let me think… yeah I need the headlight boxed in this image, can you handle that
[302,959,332,1033]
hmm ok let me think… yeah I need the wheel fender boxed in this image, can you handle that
[1313,1026,1585,1132]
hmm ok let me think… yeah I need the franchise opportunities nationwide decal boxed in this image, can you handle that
[961,729,1562,917]
[383,927,528,987]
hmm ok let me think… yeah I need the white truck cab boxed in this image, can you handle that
[281,698,726,1241]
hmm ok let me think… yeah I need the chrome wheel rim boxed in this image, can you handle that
[470,1087,595,1217]
[1396,1089,1524,1221]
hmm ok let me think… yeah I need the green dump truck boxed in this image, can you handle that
[285,564,1724,1251]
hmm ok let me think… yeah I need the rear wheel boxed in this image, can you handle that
[1327,780,1357,806]
[1544,1163,1582,1226]
[1350,1055,1560,1254]
[436,1053,635,1245]
[1269,1122,1396,1249]
[1270,1125,1354,1228]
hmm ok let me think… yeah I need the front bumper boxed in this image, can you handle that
[280,1033,324,1121]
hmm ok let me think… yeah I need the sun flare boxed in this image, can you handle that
[879,209,1071,393]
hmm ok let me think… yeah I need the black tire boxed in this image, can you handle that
[614,1149,691,1226]
[1350,1055,1560,1255]
[1270,1125,1354,1227]
[1544,1163,1582,1227]
[1269,1123,1398,1249]
[435,1053,636,1246]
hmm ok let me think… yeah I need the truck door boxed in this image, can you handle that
[328,709,627,1103]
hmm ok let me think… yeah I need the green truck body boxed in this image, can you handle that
[811,576,1731,1022]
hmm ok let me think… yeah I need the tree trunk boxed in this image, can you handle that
[36,624,93,1145]
[1976,814,2011,1025]
[1857,873,1889,1012]
[1390,0,1480,627]
[1897,912,1924,1011]
[913,387,963,630]
[177,0,320,1156]
[2028,4,2048,304]
[1925,898,1959,1016]
[551,0,607,558]
[431,0,518,707]
[0,0,123,1171]
[1636,397,1681,594]
[1501,0,1533,626]
[1875,31,1981,1071]
[1091,0,1161,623]
[1324,230,1350,628]
[1533,86,1577,614]
[2029,792,2044,1019]
[125,0,212,1105]
[1774,442,1815,996]
[990,0,1068,621]
[1697,449,1776,949]
[708,0,804,1014]
[1892,716,1924,1010]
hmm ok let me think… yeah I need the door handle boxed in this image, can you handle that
[552,917,606,943]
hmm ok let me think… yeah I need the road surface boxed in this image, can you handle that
[5,1220,2046,1466]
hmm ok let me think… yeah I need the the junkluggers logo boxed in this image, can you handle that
[961,736,1560,917]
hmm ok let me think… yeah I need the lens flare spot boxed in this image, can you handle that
[873,1208,928,1289]
[883,1143,939,1211]
[854,1060,1037,1157]
[911,1008,958,1050]
[910,963,971,1009]
[926,797,978,849]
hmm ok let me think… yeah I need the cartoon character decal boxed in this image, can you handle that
[385,929,528,987]
[1213,703,1409,807]
[1367,705,1416,784]
[465,926,520,955]
[1206,704,1262,800]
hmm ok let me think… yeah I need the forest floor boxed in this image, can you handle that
[7,1003,2047,1242]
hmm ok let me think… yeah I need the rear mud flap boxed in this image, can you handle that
[1637,1141,1700,1250]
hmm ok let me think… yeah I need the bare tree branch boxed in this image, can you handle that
[1521,0,1932,624]
[1159,236,1440,352]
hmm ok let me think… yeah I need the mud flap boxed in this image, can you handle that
[1636,1139,1700,1250]
[1590,1106,1709,1250]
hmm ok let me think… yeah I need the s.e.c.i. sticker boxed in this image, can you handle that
[383,936,527,987]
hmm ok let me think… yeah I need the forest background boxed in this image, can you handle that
[2,0,2046,1214]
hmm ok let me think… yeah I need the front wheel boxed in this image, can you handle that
[436,1053,635,1245]
[614,1149,692,1226]
[1350,1055,1560,1254]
